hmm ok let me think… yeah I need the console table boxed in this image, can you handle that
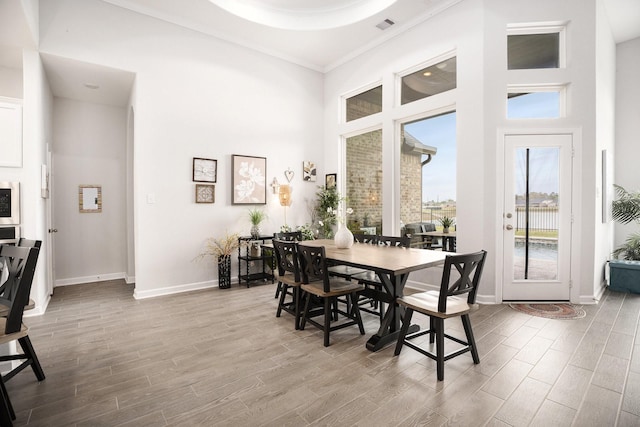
[237,235,275,287]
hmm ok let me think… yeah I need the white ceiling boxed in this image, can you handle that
[1,0,639,106]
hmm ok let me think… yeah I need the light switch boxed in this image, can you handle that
[147,193,156,204]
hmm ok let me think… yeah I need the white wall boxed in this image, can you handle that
[324,0,610,303]
[52,97,127,285]
[614,37,640,247]
[39,0,324,297]
[0,66,23,98]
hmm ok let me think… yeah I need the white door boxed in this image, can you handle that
[503,134,572,301]
[45,147,55,295]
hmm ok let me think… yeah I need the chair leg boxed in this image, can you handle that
[394,308,414,356]
[300,293,311,330]
[461,314,480,364]
[276,282,287,317]
[350,293,365,335]
[435,317,445,381]
[294,287,301,330]
[18,337,45,382]
[0,375,15,424]
[323,298,331,347]
[274,282,282,299]
[429,316,435,343]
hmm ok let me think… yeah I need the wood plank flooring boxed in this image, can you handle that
[5,280,640,426]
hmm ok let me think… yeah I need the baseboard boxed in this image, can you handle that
[54,272,126,287]
[23,293,51,317]
[133,279,233,300]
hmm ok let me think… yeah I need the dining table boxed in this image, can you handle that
[297,239,448,351]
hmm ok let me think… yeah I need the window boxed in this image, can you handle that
[345,129,382,234]
[400,111,456,228]
[401,57,456,105]
[507,24,565,70]
[345,85,382,122]
[507,87,565,119]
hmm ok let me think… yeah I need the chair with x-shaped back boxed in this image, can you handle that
[394,250,487,381]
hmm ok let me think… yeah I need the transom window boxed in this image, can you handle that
[345,85,382,122]
[401,57,457,105]
[507,23,566,70]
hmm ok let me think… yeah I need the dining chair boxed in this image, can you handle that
[272,239,303,329]
[297,244,365,347]
[394,250,487,381]
[0,372,14,426]
[0,245,46,384]
[350,235,411,319]
[273,231,303,298]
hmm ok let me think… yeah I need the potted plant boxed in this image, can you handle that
[610,185,640,293]
[195,231,241,289]
[248,207,267,239]
[439,216,454,233]
[314,185,341,238]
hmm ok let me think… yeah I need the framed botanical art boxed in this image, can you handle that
[303,161,316,181]
[195,184,215,203]
[193,157,217,183]
[232,154,266,205]
[325,173,336,189]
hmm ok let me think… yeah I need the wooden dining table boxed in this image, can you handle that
[297,239,447,351]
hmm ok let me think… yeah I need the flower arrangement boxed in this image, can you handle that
[326,206,353,225]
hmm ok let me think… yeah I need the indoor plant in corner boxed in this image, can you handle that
[196,231,241,289]
[610,184,640,294]
[248,207,267,239]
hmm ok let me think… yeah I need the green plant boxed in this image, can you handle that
[248,207,267,226]
[315,185,342,238]
[612,184,640,260]
[296,224,316,240]
[439,216,454,229]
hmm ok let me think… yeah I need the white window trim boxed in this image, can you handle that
[341,80,383,124]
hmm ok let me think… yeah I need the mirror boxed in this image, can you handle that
[79,185,102,213]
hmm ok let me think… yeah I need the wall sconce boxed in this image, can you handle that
[279,184,292,226]
[271,177,280,194]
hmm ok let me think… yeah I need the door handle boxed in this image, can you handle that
[505,225,513,230]
[48,228,58,233]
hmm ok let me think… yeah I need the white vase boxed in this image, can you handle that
[334,223,354,249]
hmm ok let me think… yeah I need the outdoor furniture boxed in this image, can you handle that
[394,250,487,380]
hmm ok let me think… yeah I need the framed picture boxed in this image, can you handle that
[195,184,215,203]
[193,157,217,183]
[232,154,266,204]
[303,161,316,182]
[325,173,336,189]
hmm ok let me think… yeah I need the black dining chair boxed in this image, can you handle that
[394,250,487,381]
[273,239,303,329]
[273,231,302,299]
[0,245,46,383]
[297,244,365,347]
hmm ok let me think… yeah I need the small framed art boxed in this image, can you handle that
[195,184,215,203]
[232,154,267,204]
[193,157,217,183]
[303,161,316,181]
[325,173,336,189]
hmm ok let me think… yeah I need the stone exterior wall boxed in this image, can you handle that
[346,130,383,232]
[400,147,423,225]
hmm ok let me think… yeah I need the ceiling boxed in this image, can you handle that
[1,0,639,106]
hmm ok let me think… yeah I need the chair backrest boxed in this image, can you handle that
[353,233,378,244]
[274,231,302,241]
[0,245,40,334]
[272,239,300,282]
[437,250,487,313]
[422,223,437,232]
[297,244,330,293]
[18,238,42,249]
[377,235,411,248]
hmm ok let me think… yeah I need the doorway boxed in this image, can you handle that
[502,133,573,301]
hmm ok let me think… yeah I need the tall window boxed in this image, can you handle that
[400,111,456,228]
[346,129,383,234]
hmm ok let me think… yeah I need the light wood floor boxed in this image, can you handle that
[5,280,640,426]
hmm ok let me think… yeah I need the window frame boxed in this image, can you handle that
[395,50,457,107]
[507,22,567,69]
[342,81,383,124]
